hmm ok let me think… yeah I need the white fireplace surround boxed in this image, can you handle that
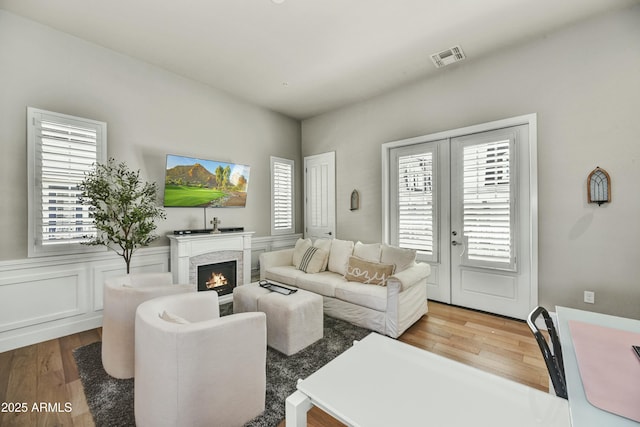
[168,232,254,304]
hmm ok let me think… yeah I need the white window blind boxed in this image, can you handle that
[462,138,514,268]
[396,151,434,256]
[28,108,107,256]
[271,157,294,235]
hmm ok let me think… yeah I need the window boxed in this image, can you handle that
[271,156,294,235]
[27,107,107,257]
[389,144,438,262]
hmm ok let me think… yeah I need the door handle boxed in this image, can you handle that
[325,231,333,236]
[452,239,467,257]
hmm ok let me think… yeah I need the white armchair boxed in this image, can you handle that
[101,272,195,379]
[134,291,267,427]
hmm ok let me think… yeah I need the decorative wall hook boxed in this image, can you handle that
[587,167,611,206]
[350,190,360,211]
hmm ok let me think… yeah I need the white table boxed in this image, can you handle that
[556,306,640,427]
[285,332,570,427]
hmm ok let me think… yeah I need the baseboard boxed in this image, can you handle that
[0,314,103,353]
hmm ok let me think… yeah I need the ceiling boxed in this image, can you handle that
[1,0,637,119]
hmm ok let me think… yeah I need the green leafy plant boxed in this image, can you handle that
[79,158,166,273]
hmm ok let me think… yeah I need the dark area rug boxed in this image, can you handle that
[73,303,371,427]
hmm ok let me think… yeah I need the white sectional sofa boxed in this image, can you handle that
[259,238,431,338]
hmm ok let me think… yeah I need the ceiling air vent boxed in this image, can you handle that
[431,45,466,68]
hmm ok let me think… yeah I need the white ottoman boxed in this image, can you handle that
[233,282,271,313]
[233,282,323,356]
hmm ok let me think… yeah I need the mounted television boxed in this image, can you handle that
[163,154,250,208]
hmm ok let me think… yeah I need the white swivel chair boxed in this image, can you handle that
[134,291,267,427]
[101,272,195,379]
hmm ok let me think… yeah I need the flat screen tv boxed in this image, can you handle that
[163,154,250,208]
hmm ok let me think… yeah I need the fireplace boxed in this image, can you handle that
[197,260,237,296]
[168,232,253,304]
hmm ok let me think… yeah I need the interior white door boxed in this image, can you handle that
[450,125,532,319]
[304,152,336,240]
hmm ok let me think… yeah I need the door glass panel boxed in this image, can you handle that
[461,138,515,269]
[390,144,438,262]
[397,151,434,255]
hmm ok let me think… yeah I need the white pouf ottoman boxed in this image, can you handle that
[233,282,271,313]
[233,282,323,356]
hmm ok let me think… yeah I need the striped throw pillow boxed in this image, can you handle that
[296,246,329,274]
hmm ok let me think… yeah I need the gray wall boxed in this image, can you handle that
[301,5,640,318]
[2,6,639,319]
[0,10,302,261]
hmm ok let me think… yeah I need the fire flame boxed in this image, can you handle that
[206,272,228,289]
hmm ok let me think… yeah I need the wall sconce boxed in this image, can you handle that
[350,190,360,211]
[587,167,611,206]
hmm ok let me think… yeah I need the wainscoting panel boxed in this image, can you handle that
[0,235,298,352]
[0,267,87,333]
[93,262,127,312]
[92,255,170,311]
[251,234,302,280]
[0,247,169,352]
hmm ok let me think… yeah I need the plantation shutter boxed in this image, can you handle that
[461,138,515,269]
[28,108,107,256]
[394,149,435,259]
[271,157,295,235]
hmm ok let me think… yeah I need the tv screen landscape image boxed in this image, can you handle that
[164,154,250,208]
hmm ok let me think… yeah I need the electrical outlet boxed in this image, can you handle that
[584,291,595,304]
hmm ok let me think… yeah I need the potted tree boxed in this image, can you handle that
[79,158,166,274]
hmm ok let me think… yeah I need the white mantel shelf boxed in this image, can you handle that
[167,231,254,304]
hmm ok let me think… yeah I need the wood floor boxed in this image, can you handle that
[0,302,548,427]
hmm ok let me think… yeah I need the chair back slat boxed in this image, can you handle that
[527,306,568,399]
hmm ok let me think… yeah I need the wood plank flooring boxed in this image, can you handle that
[0,302,548,427]
[0,329,102,427]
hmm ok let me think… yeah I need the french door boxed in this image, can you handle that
[386,119,536,320]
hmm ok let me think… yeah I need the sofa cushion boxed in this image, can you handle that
[344,256,395,286]
[313,238,332,270]
[296,247,329,274]
[264,266,305,287]
[296,271,347,297]
[292,238,312,268]
[353,242,381,262]
[328,239,354,275]
[335,281,388,311]
[313,238,332,252]
[381,244,417,273]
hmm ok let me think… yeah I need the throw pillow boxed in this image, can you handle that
[328,239,355,276]
[353,241,381,262]
[159,310,190,324]
[381,244,417,273]
[313,238,332,271]
[344,256,395,286]
[292,238,312,267]
[296,246,329,274]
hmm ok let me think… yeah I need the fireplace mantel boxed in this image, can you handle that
[167,231,254,303]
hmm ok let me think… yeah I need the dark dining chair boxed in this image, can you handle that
[527,306,568,399]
